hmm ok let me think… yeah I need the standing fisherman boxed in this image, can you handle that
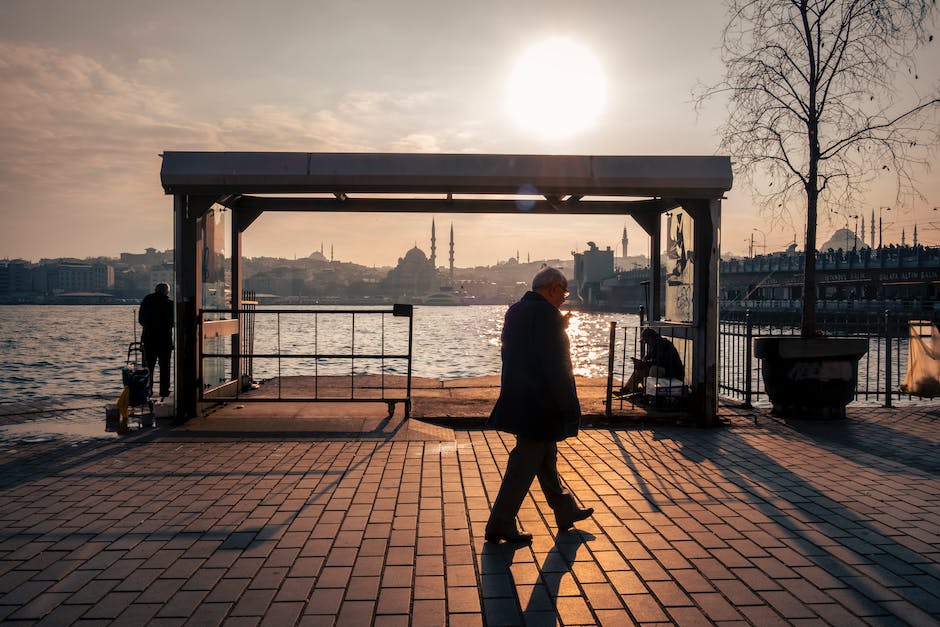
[138,282,174,400]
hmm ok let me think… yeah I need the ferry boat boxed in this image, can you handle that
[420,287,472,306]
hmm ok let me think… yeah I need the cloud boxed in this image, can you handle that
[0,40,490,260]
[136,57,173,74]
[0,41,205,200]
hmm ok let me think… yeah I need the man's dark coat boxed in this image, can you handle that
[487,291,581,442]
[139,291,174,351]
[645,336,684,380]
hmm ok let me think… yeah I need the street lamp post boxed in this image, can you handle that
[848,214,859,250]
[752,228,767,256]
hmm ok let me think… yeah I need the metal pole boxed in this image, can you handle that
[884,310,893,408]
[350,313,356,399]
[606,321,616,417]
[406,307,413,418]
[744,310,753,408]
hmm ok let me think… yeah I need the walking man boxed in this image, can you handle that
[485,267,594,544]
[139,282,174,399]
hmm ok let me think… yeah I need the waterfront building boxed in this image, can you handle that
[119,247,172,267]
[40,260,114,294]
[572,242,615,307]
[0,259,33,294]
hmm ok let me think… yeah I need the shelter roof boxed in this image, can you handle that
[160,152,732,200]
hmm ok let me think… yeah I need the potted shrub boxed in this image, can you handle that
[753,336,868,419]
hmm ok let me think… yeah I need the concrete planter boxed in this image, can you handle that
[754,337,869,419]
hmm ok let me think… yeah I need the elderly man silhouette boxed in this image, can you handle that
[484,267,594,544]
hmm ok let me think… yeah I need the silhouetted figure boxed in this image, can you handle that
[617,327,684,396]
[139,283,174,399]
[485,267,593,544]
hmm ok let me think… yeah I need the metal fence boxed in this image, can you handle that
[719,310,937,408]
[199,304,414,417]
[605,311,939,412]
[605,321,694,414]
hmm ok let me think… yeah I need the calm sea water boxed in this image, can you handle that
[0,305,641,404]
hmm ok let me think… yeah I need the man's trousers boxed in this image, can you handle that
[487,437,578,530]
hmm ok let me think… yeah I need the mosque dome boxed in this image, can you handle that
[403,247,428,263]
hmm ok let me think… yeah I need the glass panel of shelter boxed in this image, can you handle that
[200,204,233,391]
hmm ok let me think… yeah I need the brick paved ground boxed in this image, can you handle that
[0,402,938,625]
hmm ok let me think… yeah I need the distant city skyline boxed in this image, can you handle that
[1,1,937,264]
[7,216,933,267]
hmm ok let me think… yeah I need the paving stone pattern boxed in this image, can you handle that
[0,405,938,625]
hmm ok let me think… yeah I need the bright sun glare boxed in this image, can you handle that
[507,36,607,139]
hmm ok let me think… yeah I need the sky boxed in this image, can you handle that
[1,0,938,267]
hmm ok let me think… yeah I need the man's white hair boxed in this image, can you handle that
[532,267,567,291]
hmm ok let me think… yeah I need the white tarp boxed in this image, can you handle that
[900,321,940,397]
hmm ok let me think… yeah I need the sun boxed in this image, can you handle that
[506,36,607,139]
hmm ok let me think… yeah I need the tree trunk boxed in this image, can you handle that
[801,184,818,337]
[802,108,820,337]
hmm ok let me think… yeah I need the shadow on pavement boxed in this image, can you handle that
[480,530,593,625]
[611,423,940,623]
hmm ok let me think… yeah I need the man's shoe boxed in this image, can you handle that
[484,528,533,544]
[556,507,594,531]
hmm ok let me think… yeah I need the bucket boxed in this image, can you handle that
[104,404,120,432]
[122,367,150,406]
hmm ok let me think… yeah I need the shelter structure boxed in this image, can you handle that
[160,152,732,425]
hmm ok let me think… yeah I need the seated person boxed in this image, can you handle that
[616,327,685,396]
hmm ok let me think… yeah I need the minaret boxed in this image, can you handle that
[870,208,876,248]
[860,215,865,246]
[914,224,918,247]
[448,223,454,279]
[902,228,906,247]
[330,244,334,262]
[430,219,437,268]
[622,225,629,260]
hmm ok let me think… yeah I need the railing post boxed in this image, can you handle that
[744,309,753,408]
[606,321,617,417]
[884,310,893,408]
[392,303,414,418]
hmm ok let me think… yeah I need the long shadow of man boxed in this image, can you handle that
[480,530,594,626]
[610,421,940,624]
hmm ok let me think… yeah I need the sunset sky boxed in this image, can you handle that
[1,0,938,267]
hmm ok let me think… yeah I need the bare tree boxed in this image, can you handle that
[696,0,940,336]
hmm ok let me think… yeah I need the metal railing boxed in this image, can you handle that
[719,310,936,408]
[604,311,939,413]
[199,304,414,417]
[605,321,693,415]
[241,290,257,383]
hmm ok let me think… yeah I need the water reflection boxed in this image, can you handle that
[0,305,642,403]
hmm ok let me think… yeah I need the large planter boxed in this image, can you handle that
[754,337,869,419]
